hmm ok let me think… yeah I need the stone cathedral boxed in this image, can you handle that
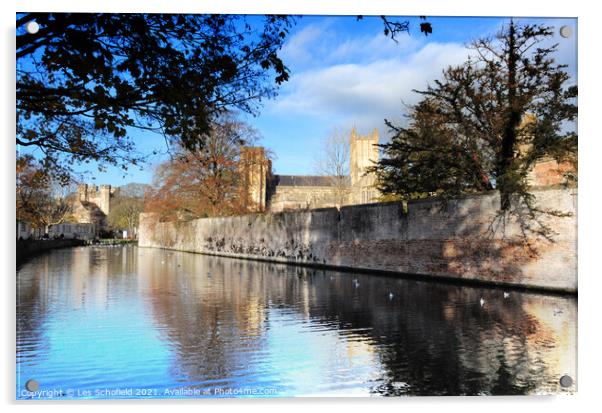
[240,128,381,213]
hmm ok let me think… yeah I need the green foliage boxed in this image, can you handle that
[16,13,295,179]
[371,21,577,213]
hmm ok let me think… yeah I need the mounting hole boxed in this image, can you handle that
[559,25,572,38]
[25,379,39,392]
[559,375,574,388]
[25,21,39,35]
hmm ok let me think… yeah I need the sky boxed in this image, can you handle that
[23,15,578,186]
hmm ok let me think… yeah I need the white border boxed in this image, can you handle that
[3,1,600,412]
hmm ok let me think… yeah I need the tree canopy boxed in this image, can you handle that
[371,21,577,213]
[17,13,294,180]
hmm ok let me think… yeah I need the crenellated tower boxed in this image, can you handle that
[74,183,115,230]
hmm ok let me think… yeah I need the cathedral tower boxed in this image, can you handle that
[349,128,380,204]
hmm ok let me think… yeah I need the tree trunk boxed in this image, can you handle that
[498,20,522,210]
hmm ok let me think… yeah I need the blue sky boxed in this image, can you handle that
[37,15,577,186]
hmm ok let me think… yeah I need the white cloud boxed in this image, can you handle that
[266,17,577,150]
[280,19,425,68]
[269,42,471,135]
[279,20,334,67]
[328,31,422,62]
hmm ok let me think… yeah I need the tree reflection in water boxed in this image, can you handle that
[16,246,576,398]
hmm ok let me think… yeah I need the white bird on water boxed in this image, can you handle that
[389,292,394,300]
[480,298,485,307]
[503,292,510,299]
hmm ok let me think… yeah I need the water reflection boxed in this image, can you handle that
[16,246,576,398]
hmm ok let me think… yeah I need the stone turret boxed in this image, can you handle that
[240,147,271,212]
[98,185,112,216]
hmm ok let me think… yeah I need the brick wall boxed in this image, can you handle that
[139,188,577,292]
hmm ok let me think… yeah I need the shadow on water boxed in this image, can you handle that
[16,246,576,398]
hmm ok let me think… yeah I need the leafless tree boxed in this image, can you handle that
[313,128,351,207]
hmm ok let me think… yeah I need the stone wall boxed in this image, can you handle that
[139,188,577,293]
[268,185,346,212]
[48,222,96,240]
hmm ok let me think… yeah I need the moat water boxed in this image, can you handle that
[16,245,576,398]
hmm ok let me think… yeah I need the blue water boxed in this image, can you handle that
[16,245,577,398]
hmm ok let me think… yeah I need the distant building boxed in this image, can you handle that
[238,121,574,214]
[48,222,96,240]
[240,128,381,213]
[16,220,43,240]
[72,184,115,231]
[526,157,576,187]
[16,219,94,240]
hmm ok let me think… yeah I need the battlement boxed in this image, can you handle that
[350,127,379,141]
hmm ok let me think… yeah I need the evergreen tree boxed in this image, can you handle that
[372,21,577,214]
